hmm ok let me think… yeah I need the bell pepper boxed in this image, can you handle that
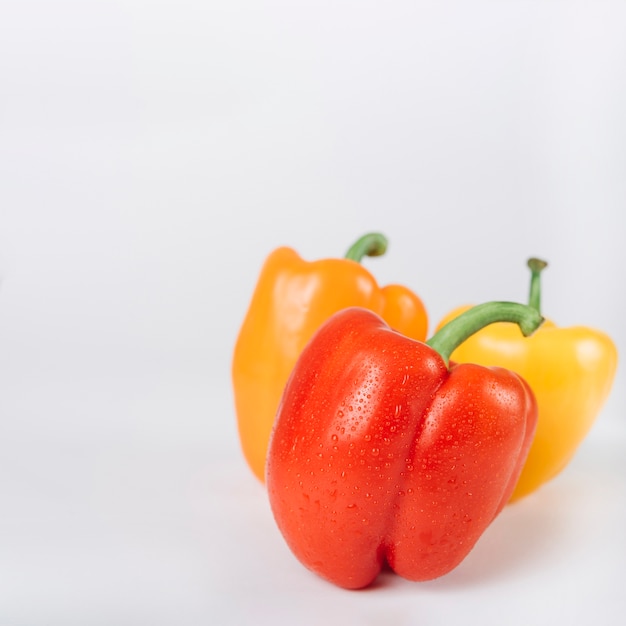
[232,233,428,482]
[267,301,543,589]
[436,259,618,501]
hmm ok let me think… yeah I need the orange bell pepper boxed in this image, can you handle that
[436,258,618,501]
[232,233,428,482]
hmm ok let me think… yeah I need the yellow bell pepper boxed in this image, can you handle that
[436,259,618,501]
[232,233,428,482]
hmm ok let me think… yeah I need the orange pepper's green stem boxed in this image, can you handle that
[427,302,544,367]
[527,258,548,314]
[345,232,388,262]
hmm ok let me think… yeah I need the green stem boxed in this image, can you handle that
[527,258,548,314]
[345,233,388,262]
[427,301,544,366]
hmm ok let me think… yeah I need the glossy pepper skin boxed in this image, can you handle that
[233,234,428,482]
[436,259,618,501]
[267,303,542,589]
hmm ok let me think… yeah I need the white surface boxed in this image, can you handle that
[1,1,625,624]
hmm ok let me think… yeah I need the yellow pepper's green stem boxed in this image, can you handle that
[345,233,388,262]
[528,258,548,315]
[427,302,544,367]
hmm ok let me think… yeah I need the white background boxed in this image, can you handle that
[1,1,625,624]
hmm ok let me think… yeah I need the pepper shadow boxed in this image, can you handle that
[419,474,592,591]
[363,472,594,592]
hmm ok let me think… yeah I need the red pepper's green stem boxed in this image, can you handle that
[528,258,548,315]
[345,233,388,262]
[427,301,544,366]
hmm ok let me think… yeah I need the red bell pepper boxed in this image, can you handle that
[267,302,543,589]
